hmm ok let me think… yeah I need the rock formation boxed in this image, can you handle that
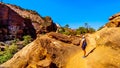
[0,3,57,41]
[38,16,57,33]
[1,27,120,68]
[0,34,80,68]
[48,32,71,43]
[1,2,120,68]
[6,4,57,34]
[66,27,120,68]
[0,3,36,41]
[48,32,81,45]
[105,13,120,27]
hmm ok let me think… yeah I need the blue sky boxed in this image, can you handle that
[3,0,120,29]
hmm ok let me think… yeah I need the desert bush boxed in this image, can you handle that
[57,27,65,33]
[76,26,95,34]
[0,51,13,64]
[89,27,96,33]
[0,44,18,64]
[8,44,18,54]
[12,39,20,45]
[57,24,76,35]
[76,27,87,34]
[63,28,71,35]
[23,35,32,46]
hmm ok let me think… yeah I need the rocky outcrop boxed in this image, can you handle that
[0,3,36,41]
[0,34,80,68]
[0,3,57,41]
[70,36,81,46]
[6,4,57,34]
[2,27,120,68]
[95,27,120,50]
[48,32,71,43]
[48,32,81,45]
[6,4,45,24]
[38,16,57,33]
[105,13,120,27]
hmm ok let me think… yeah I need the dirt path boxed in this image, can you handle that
[66,35,97,68]
[66,52,87,68]
[65,34,120,68]
[66,45,96,68]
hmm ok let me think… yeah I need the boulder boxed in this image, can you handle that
[70,36,81,46]
[48,32,71,43]
[0,35,80,68]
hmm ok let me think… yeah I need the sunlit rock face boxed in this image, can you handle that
[105,13,120,27]
[6,4,57,34]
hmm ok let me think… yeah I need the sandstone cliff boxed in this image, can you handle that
[0,3,57,41]
[6,3,57,33]
[0,3,36,41]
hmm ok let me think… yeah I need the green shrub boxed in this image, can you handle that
[57,23,96,35]
[76,27,87,35]
[0,51,13,64]
[8,44,18,54]
[57,27,65,33]
[88,27,96,33]
[0,44,18,64]
[12,39,20,45]
[23,35,32,46]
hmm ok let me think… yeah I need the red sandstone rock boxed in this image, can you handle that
[0,3,36,41]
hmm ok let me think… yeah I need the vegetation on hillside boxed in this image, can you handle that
[57,23,96,35]
[0,35,32,64]
[0,43,17,64]
[23,35,32,46]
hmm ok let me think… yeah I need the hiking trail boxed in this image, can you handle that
[66,34,120,68]
[66,35,97,68]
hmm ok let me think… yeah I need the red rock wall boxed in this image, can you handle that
[0,3,36,41]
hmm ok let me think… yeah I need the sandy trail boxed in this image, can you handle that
[66,35,97,68]
[65,33,120,68]
[66,52,87,68]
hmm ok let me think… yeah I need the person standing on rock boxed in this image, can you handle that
[80,35,87,58]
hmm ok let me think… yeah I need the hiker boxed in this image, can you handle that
[80,35,87,58]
